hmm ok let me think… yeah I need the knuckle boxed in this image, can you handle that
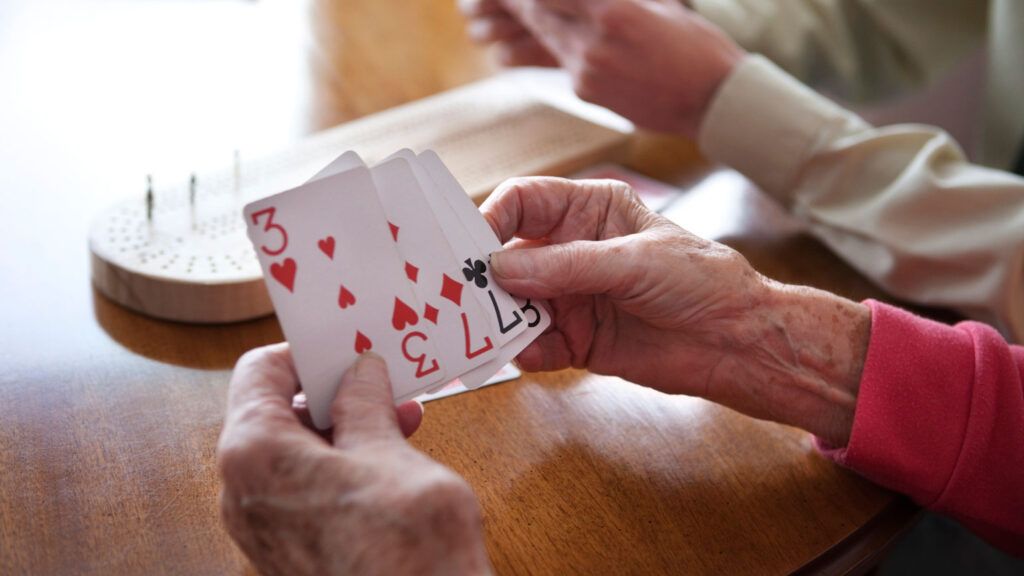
[496,176,533,197]
[234,346,269,372]
[234,343,289,375]
[218,405,290,481]
[407,469,481,520]
[720,244,751,271]
[638,230,675,258]
[429,473,477,508]
[597,0,640,35]
[606,179,639,204]
[603,237,637,269]
[216,433,260,482]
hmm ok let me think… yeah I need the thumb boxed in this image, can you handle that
[330,353,401,446]
[490,238,633,299]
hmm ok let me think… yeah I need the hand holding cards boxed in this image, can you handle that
[243,150,550,429]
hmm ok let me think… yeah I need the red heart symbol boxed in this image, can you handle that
[318,236,335,259]
[391,297,419,331]
[337,284,356,309]
[269,258,297,292]
[354,331,372,354]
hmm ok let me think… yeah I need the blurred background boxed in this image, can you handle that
[0,0,492,197]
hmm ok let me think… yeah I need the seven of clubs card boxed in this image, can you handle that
[244,150,550,429]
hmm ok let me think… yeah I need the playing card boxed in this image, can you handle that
[309,152,505,385]
[309,150,364,182]
[415,150,552,387]
[243,167,446,429]
[416,364,522,403]
[386,150,531,350]
[301,148,551,389]
[367,157,499,379]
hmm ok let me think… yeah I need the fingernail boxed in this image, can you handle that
[491,249,533,279]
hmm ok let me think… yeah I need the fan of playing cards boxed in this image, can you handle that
[243,149,550,429]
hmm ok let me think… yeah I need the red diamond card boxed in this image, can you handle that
[365,157,499,381]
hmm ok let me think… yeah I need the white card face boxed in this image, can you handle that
[368,158,500,379]
[309,152,505,387]
[309,150,365,182]
[417,150,504,253]
[391,147,540,354]
[416,150,552,388]
[456,300,549,388]
[243,167,446,429]
[389,150,534,351]
[298,148,550,390]
[416,363,522,402]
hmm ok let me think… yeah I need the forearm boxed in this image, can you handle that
[820,302,1024,554]
[709,277,871,447]
[700,55,1024,343]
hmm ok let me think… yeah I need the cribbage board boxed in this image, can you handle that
[89,73,631,324]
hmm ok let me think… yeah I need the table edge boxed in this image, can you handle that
[793,495,922,575]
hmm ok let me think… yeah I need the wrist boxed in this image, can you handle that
[680,19,744,138]
[710,277,871,446]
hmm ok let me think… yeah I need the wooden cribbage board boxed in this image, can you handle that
[89,74,631,323]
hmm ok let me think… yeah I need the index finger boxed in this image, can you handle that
[219,343,323,483]
[499,0,588,62]
[225,343,300,416]
[482,176,639,244]
[223,344,309,433]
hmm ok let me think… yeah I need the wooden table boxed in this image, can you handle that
[0,1,918,574]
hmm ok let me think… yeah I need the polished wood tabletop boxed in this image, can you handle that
[0,1,918,574]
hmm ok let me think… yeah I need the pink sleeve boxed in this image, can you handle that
[817,300,1024,556]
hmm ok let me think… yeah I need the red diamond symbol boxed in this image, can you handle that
[388,221,400,242]
[440,274,463,306]
[405,262,419,283]
[423,304,439,325]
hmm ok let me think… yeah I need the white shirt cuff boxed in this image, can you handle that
[697,54,868,205]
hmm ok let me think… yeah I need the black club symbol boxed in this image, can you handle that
[462,258,488,289]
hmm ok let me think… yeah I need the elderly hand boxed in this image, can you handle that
[217,345,492,576]
[483,178,871,446]
[460,0,744,137]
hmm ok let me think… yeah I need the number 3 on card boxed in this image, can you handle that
[402,331,441,378]
[251,207,289,256]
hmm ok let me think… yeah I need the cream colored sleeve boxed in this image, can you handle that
[698,55,1024,342]
[689,0,984,101]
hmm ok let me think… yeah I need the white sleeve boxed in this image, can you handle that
[698,55,1024,342]
[690,0,984,101]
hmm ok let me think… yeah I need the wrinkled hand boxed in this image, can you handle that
[484,178,869,446]
[484,177,763,400]
[217,345,492,576]
[460,0,744,137]
[461,0,559,67]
